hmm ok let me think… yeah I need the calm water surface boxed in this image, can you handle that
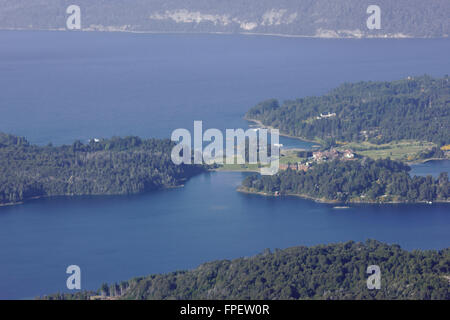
[409,160,450,178]
[0,171,449,299]
[0,31,449,299]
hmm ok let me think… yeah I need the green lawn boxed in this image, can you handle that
[213,149,307,172]
[337,140,435,161]
[279,149,307,164]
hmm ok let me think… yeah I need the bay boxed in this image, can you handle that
[0,31,449,299]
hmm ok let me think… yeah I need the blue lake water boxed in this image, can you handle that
[409,160,450,178]
[0,31,449,299]
[1,31,449,146]
[0,171,449,299]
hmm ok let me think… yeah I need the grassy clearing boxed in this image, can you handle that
[279,149,307,164]
[212,149,307,172]
[337,140,435,161]
[211,155,264,172]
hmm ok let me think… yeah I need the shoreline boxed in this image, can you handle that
[0,28,440,40]
[246,118,450,164]
[244,117,322,145]
[406,158,450,165]
[210,168,260,173]
[237,187,450,205]
[237,187,339,204]
[0,184,187,208]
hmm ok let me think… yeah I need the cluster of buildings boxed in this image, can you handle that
[279,148,355,172]
[312,148,354,162]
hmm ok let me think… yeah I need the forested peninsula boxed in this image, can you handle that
[41,240,450,300]
[0,133,205,206]
[240,158,449,204]
[245,75,449,146]
[242,76,449,203]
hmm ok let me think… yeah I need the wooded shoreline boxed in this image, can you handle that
[237,186,450,205]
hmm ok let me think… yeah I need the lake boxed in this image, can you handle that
[409,160,450,178]
[0,31,449,299]
[1,31,449,146]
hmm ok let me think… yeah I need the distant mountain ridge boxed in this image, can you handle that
[0,0,449,38]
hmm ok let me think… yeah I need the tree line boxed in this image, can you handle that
[40,240,450,300]
[246,75,450,146]
[0,133,205,205]
[241,158,449,203]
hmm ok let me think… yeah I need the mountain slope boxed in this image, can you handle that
[0,0,449,38]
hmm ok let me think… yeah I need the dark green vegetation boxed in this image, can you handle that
[1,1,449,38]
[417,147,448,160]
[42,241,450,300]
[246,76,450,146]
[241,158,449,203]
[0,133,205,206]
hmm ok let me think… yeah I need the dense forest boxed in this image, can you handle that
[0,133,205,205]
[246,76,450,146]
[241,158,449,203]
[41,240,450,300]
[417,146,448,160]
